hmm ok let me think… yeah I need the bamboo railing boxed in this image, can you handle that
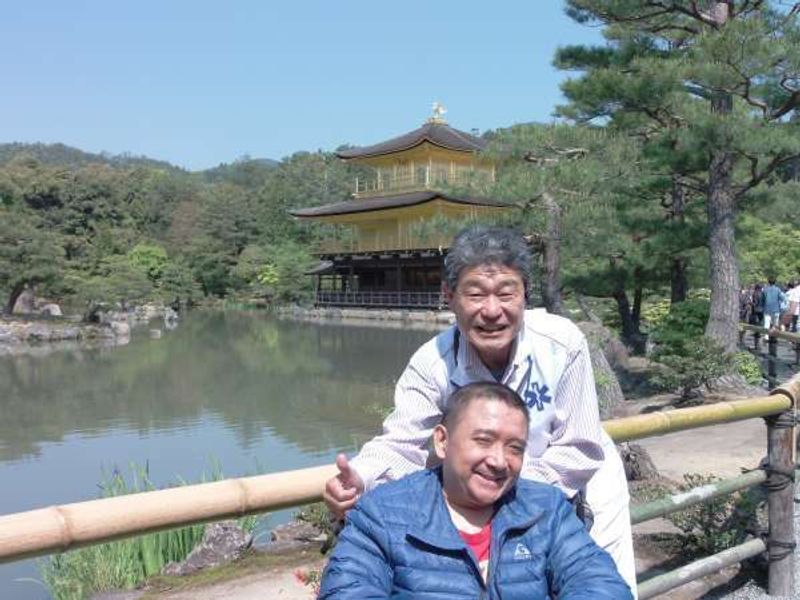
[0,376,798,598]
[0,464,336,563]
[739,324,800,387]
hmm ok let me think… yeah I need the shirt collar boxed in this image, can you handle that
[450,314,531,386]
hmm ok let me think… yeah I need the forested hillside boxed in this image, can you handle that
[1,112,798,327]
[0,144,361,314]
[0,143,182,172]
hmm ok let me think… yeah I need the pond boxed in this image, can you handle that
[0,311,436,599]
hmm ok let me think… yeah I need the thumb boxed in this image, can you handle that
[336,453,354,483]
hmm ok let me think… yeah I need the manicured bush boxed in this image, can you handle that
[652,336,732,401]
[649,298,710,359]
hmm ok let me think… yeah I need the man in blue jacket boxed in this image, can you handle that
[319,382,632,599]
[762,278,786,330]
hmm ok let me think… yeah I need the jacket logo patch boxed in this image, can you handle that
[524,382,552,412]
[513,543,532,560]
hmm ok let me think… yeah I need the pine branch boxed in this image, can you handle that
[647,1,720,28]
[734,152,800,198]
[779,2,800,25]
[731,0,765,18]
[768,76,800,120]
[523,147,589,165]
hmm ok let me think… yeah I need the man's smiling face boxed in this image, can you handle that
[445,263,526,372]
[434,397,527,511]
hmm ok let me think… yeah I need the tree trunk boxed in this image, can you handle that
[3,282,26,315]
[670,257,688,304]
[612,266,646,354]
[705,145,739,352]
[669,179,688,303]
[613,288,635,342]
[704,3,739,353]
[633,285,643,333]
[541,191,564,315]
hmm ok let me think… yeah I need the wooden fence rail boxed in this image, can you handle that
[739,324,800,387]
[0,376,798,598]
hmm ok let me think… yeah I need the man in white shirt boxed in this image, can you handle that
[787,281,800,333]
[323,225,636,594]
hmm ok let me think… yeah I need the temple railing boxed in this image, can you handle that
[354,167,493,198]
[1,376,798,598]
[315,290,443,309]
[314,236,450,255]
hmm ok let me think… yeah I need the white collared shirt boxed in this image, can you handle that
[351,309,606,498]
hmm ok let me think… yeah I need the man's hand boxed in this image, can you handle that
[323,453,365,520]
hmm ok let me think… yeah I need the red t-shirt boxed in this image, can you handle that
[459,522,492,582]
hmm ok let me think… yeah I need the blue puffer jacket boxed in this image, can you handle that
[319,469,632,599]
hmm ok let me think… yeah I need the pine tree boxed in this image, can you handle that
[558,0,800,351]
[486,123,694,350]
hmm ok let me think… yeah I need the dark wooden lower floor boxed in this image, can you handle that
[311,251,446,309]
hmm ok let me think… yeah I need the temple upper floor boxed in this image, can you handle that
[354,158,495,197]
[336,112,495,198]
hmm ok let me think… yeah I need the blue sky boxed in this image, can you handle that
[1,2,604,170]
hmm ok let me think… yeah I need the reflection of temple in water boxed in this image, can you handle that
[291,106,511,309]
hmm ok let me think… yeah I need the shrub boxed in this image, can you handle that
[652,336,732,401]
[733,351,763,385]
[640,298,671,332]
[649,298,710,359]
[667,473,760,556]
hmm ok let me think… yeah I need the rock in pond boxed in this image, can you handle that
[161,521,252,577]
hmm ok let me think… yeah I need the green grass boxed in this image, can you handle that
[39,462,259,600]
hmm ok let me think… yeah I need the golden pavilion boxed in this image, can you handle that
[291,105,511,309]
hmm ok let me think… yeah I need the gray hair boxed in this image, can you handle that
[443,225,531,291]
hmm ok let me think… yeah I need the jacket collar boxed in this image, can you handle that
[405,468,469,551]
[405,469,545,551]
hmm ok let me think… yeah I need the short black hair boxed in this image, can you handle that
[443,382,529,430]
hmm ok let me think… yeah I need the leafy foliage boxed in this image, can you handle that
[558,0,800,351]
[650,299,711,358]
[652,336,733,400]
[733,351,763,385]
[667,473,760,556]
[0,144,363,314]
[127,243,168,284]
[738,214,800,283]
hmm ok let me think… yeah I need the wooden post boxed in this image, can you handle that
[765,385,796,597]
[768,333,778,388]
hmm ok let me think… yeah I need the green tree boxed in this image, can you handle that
[738,214,800,283]
[127,243,168,284]
[0,205,64,314]
[486,123,696,350]
[65,255,153,314]
[559,0,800,351]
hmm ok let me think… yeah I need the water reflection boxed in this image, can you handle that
[0,312,438,599]
[0,312,434,462]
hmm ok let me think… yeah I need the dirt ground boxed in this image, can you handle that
[134,394,772,600]
[151,561,323,600]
